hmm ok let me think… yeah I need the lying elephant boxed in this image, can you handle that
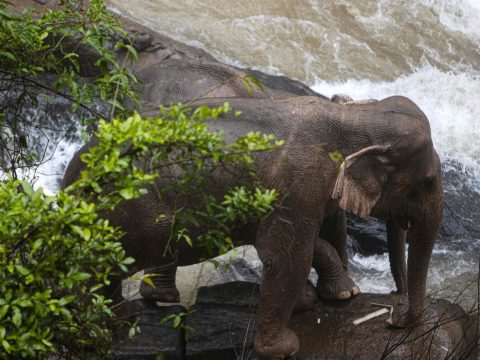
[136,58,292,106]
[62,95,442,359]
[136,58,329,111]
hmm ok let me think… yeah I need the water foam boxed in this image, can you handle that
[420,0,480,40]
[33,135,82,195]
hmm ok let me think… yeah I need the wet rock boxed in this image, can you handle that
[185,282,477,360]
[113,300,186,360]
[174,251,261,306]
[186,282,259,360]
[347,214,388,256]
[195,281,260,308]
[440,162,480,244]
[294,294,477,360]
[186,305,259,360]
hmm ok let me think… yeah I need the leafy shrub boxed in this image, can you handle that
[0,103,281,359]
[0,2,281,358]
[0,179,127,358]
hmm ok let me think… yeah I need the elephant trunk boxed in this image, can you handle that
[405,174,443,321]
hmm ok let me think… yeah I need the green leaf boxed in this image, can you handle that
[2,339,11,353]
[141,276,155,289]
[172,316,181,329]
[15,265,30,276]
[20,180,34,196]
[12,309,22,328]
[119,188,136,200]
[124,44,139,60]
[0,306,8,321]
[122,256,135,265]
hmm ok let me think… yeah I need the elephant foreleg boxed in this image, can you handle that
[386,218,407,294]
[254,215,316,360]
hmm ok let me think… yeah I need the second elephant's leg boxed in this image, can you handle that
[313,237,360,300]
[386,218,407,294]
[319,209,348,271]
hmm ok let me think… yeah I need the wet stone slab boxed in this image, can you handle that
[114,282,477,360]
[113,300,186,360]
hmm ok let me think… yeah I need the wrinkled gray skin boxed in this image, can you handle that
[62,95,442,360]
[329,93,410,295]
[138,58,406,299]
[135,58,358,301]
[137,58,291,108]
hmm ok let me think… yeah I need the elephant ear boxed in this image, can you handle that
[332,145,390,219]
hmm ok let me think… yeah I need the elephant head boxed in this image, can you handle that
[331,96,443,324]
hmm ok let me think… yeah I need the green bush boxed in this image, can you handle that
[0,2,281,358]
[0,104,280,359]
[0,178,127,358]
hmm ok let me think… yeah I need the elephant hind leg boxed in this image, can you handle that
[319,209,348,271]
[314,237,360,300]
[139,262,180,303]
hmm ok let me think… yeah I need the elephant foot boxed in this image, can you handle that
[254,327,299,360]
[389,303,419,328]
[139,282,180,303]
[293,281,318,312]
[316,272,360,300]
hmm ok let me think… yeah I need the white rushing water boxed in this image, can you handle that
[32,0,480,302]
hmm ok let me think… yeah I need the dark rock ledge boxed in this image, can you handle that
[114,281,477,360]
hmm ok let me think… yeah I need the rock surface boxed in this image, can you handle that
[116,281,477,360]
[113,300,186,360]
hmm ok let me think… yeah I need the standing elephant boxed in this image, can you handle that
[135,58,359,301]
[323,93,410,296]
[134,59,404,298]
[62,95,442,359]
